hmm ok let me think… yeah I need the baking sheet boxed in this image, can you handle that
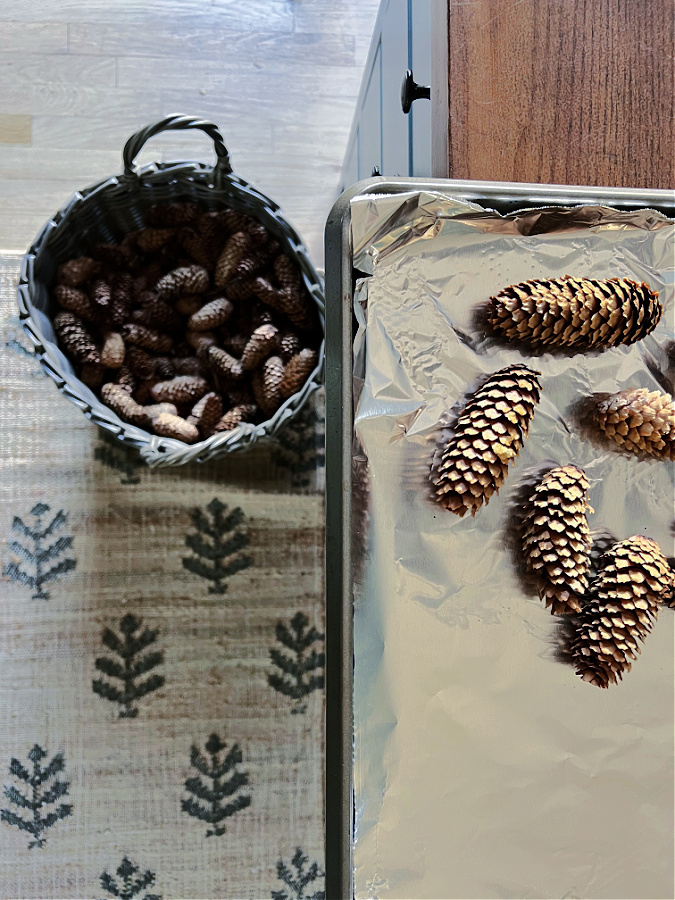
[350,191,675,899]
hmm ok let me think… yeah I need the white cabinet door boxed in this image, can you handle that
[410,0,432,176]
[381,0,410,177]
[357,40,382,180]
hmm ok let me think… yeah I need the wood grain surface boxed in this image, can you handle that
[447,0,674,188]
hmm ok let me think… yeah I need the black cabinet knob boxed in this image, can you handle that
[401,69,430,114]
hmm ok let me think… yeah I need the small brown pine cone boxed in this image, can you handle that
[101,332,125,369]
[224,276,257,301]
[521,465,593,615]
[181,230,221,268]
[571,536,673,688]
[214,232,250,286]
[487,276,663,352]
[155,265,209,300]
[249,275,279,307]
[136,227,176,252]
[125,345,155,381]
[595,388,675,461]
[57,256,100,287]
[121,323,173,354]
[222,333,249,358]
[153,356,176,380]
[175,294,205,317]
[189,392,223,437]
[186,330,218,362]
[115,366,136,393]
[232,240,281,281]
[276,287,316,331]
[432,364,542,517]
[150,412,200,444]
[278,330,302,363]
[241,324,279,371]
[91,279,111,309]
[101,383,150,428]
[214,404,257,432]
[80,362,105,388]
[144,402,178,418]
[54,285,98,323]
[278,349,317,399]
[54,311,101,365]
[108,273,134,327]
[273,254,302,291]
[208,346,244,381]
[260,355,285,415]
[135,294,183,333]
[147,201,199,226]
[173,356,207,377]
[188,297,234,331]
[150,375,209,405]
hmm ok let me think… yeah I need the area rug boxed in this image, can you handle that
[0,254,326,900]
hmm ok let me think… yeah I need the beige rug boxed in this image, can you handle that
[0,255,325,900]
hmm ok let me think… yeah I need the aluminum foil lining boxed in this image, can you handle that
[350,191,674,899]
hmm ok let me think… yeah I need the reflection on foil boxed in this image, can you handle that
[351,191,675,899]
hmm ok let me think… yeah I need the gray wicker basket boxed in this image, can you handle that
[17,115,325,467]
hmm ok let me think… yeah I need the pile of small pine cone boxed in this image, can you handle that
[431,273,674,689]
[51,200,322,444]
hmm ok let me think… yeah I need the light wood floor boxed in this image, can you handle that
[0,0,380,266]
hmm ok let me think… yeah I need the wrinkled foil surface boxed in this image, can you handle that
[350,191,674,899]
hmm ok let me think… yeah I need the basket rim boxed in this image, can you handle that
[17,158,326,467]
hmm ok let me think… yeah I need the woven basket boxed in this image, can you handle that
[17,115,325,467]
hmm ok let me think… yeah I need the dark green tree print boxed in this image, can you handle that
[99,856,161,900]
[181,733,251,837]
[3,502,76,600]
[1,744,72,848]
[274,400,325,491]
[94,431,142,484]
[268,613,325,714]
[182,498,252,594]
[92,614,165,718]
[272,848,325,900]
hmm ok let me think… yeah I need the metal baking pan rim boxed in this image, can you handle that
[324,177,675,900]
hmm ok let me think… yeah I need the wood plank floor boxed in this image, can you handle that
[0,0,380,265]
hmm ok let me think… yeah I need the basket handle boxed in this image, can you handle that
[122,114,233,187]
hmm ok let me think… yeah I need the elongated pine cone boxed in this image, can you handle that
[57,256,100,287]
[188,297,233,331]
[208,346,243,381]
[151,376,209,405]
[214,232,250,286]
[521,465,593,614]
[101,332,125,369]
[486,276,662,351]
[135,293,183,332]
[596,388,674,460]
[121,323,173,354]
[260,355,285,415]
[91,279,111,309]
[54,285,98,322]
[154,265,209,299]
[571,536,674,687]
[278,349,317,399]
[101,383,149,427]
[189,392,223,436]
[214,404,257,432]
[54,312,100,365]
[433,364,541,516]
[150,412,200,444]
[241,324,278,370]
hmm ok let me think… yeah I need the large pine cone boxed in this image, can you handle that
[54,285,98,323]
[433,364,541,517]
[154,265,209,299]
[572,536,673,688]
[596,388,674,460]
[486,276,662,351]
[214,232,250,286]
[57,256,100,287]
[150,376,209,405]
[521,465,593,614]
[279,349,317,399]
